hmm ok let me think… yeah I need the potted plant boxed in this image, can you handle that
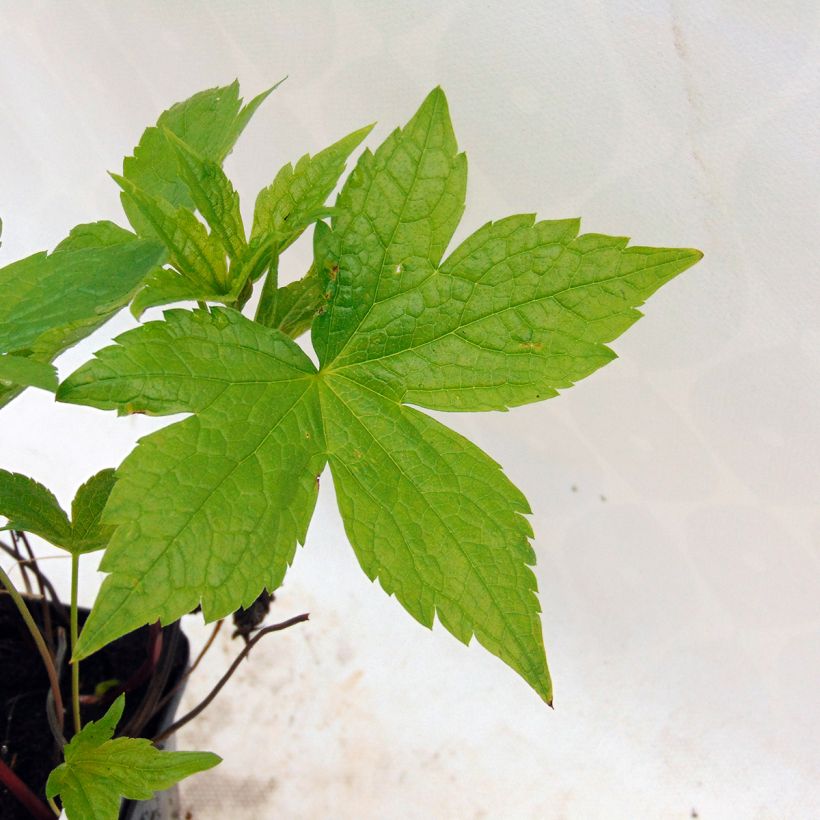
[0,80,702,819]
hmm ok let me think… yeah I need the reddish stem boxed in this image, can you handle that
[0,757,55,820]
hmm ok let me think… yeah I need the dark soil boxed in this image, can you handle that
[0,595,188,820]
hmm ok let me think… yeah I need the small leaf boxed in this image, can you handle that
[46,695,219,820]
[70,469,117,553]
[0,470,72,546]
[0,354,57,392]
[165,131,246,261]
[130,267,227,318]
[113,175,229,294]
[0,469,117,554]
[255,224,329,337]
[121,81,276,236]
[251,124,373,252]
[273,268,323,338]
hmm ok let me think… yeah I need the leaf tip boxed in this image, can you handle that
[109,171,131,192]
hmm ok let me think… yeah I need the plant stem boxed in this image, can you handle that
[70,552,81,734]
[254,253,279,326]
[0,540,68,628]
[153,613,308,744]
[118,621,175,739]
[18,531,55,651]
[47,796,61,817]
[0,757,55,820]
[0,563,65,736]
[8,532,33,594]
[153,618,223,716]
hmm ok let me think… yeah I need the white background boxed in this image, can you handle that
[1,2,819,818]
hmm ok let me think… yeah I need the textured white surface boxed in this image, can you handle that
[1,1,819,818]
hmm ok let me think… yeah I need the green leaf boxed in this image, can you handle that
[251,123,373,252]
[121,80,276,236]
[113,174,229,294]
[54,221,140,252]
[0,468,117,554]
[129,266,215,318]
[46,695,219,820]
[0,470,72,545]
[269,265,324,338]
[60,308,326,655]
[59,88,702,701]
[126,132,254,317]
[165,131,246,261]
[0,354,57,391]
[311,90,467,364]
[319,378,547,695]
[70,469,118,553]
[332,215,702,411]
[0,225,165,409]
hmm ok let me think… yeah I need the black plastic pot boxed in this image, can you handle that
[0,595,189,820]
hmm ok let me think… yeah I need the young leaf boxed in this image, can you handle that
[129,266,219,318]
[121,80,275,236]
[251,124,373,252]
[126,133,256,315]
[267,265,323,338]
[70,469,118,554]
[0,354,57,392]
[165,131,247,261]
[59,88,702,701]
[113,175,230,294]
[0,468,117,554]
[0,470,72,545]
[46,695,219,820]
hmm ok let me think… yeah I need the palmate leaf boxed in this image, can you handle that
[0,468,117,554]
[0,223,165,408]
[46,695,219,820]
[59,88,702,702]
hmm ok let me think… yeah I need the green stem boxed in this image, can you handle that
[254,253,280,327]
[0,563,65,735]
[70,552,81,734]
[47,796,61,817]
